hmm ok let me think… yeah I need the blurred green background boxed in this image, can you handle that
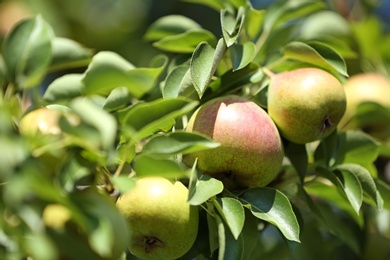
[0,0,222,66]
[1,0,390,67]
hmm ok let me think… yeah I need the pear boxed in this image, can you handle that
[183,95,284,190]
[267,68,346,144]
[18,105,79,136]
[338,73,390,139]
[116,177,198,260]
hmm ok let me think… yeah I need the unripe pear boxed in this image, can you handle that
[338,73,390,139]
[19,105,79,136]
[183,95,284,190]
[116,177,198,260]
[267,68,346,144]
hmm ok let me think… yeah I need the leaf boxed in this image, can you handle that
[334,169,363,214]
[188,175,224,205]
[221,222,244,260]
[191,39,226,98]
[316,166,363,217]
[43,74,84,102]
[304,175,363,226]
[121,97,198,141]
[103,87,130,111]
[2,15,54,89]
[144,15,202,41]
[334,164,383,210]
[162,65,193,98]
[314,130,339,167]
[49,37,93,71]
[244,6,265,40]
[110,175,135,195]
[376,179,390,211]
[82,51,134,95]
[182,0,225,11]
[230,42,256,71]
[0,55,6,88]
[334,131,380,172]
[82,52,167,98]
[216,198,245,240]
[220,7,245,47]
[153,29,217,53]
[283,41,348,78]
[284,142,307,183]
[70,97,117,151]
[263,1,325,32]
[142,131,220,157]
[133,155,188,179]
[239,187,300,242]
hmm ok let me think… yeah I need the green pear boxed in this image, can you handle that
[116,177,198,260]
[267,68,346,144]
[183,95,284,190]
[338,73,390,139]
[19,105,79,136]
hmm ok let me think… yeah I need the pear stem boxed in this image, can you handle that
[262,67,276,79]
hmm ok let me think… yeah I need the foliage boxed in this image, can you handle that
[1,0,390,259]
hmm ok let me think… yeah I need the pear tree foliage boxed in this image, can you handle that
[1,0,390,259]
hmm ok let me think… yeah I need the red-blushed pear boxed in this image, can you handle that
[116,177,198,260]
[267,68,346,144]
[183,95,284,190]
[338,73,390,140]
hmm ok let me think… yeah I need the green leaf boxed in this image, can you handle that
[221,7,245,47]
[315,200,362,255]
[188,175,224,206]
[334,131,380,173]
[133,155,188,179]
[263,1,325,32]
[122,97,198,141]
[70,97,117,151]
[2,15,54,89]
[334,169,363,214]
[49,37,93,71]
[376,179,390,211]
[314,130,339,167]
[144,15,202,41]
[284,142,307,183]
[305,174,363,226]
[103,87,129,111]
[82,52,167,98]
[244,6,265,40]
[334,164,383,210]
[206,205,220,254]
[191,39,226,98]
[216,197,245,240]
[162,65,193,98]
[153,29,217,53]
[43,74,84,102]
[182,0,225,11]
[142,131,220,157]
[82,51,134,95]
[110,175,135,195]
[230,42,256,71]
[221,222,244,260]
[239,187,300,242]
[283,41,348,78]
[0,55,6,88]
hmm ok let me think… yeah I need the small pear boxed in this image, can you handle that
[116,177,198,260]
[267,68,346,144]
[339,73,390,139]
[183,95,284,190]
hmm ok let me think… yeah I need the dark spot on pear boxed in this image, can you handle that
[143,236,163,253]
